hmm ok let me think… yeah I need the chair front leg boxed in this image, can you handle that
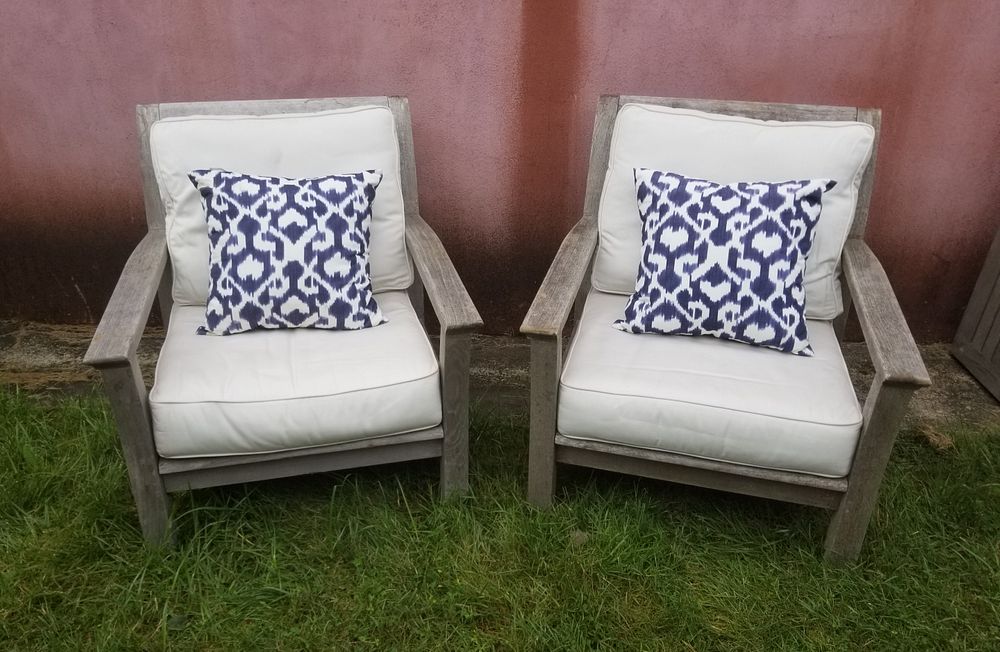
[824,375,917,563]
[439,329,472,497]
[527,335,562,507]
[100,358,172,545]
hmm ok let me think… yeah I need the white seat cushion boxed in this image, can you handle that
[150,105,413,306]
[558,292,863,478]
[149,292,441,458]
[593,103,875,319]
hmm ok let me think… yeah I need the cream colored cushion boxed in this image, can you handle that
[150,105,412,306]
[593,103,875,319]
[149,292,440,458]
[558,292,863,478]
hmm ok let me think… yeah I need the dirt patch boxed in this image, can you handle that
[908,343,1000,428]
[0,320,163,390]
[836,341,1000,438]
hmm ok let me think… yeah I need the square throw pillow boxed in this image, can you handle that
[189,168,388,335]
[613,169,836,355]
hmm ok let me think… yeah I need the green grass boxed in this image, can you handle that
[1,388,998,650]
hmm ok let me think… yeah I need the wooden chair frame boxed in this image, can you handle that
[84,97,482,545]
[520,96,931,563]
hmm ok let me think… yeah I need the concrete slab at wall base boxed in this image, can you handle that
[0,321,996,441]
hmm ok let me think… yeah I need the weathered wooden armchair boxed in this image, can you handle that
[84,97,481,545]
[522,96,930,562]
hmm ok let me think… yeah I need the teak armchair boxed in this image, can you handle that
[521,96,930,562]
[85,97,481,545]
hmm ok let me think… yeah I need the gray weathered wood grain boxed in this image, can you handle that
[824,380,915,563]
[158,428,444,475]
[980,310,1000,363]
[100,360,172,544]
[390,93,478,495]
[156,97,389,118]
[520,219,598,337]
[951,343,1000,402]
[556,442,844,510]
[572,255,594,331]
[136,104,167,231]
[527,337,561,507]
[83,231,167,368]
[439,332,472,496]
[954,227,1000,355]
[850,108,882,239]
[555,435,849,492]
[136,103,174,323]
[388,96,421,218]
[523,96,616,339]
[953,227,1000,397]
[391,95,482,335]
[164,439,443,492]
[408,267,426,325]
[582,95,620,220]
[833,279,854,342]
[958,225,1000,374]
[406,214,483,332]
[620,96,858,122]
[968,275,1000,355]
[842,239,930,386]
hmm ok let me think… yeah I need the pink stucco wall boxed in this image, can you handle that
[2,1,999,339]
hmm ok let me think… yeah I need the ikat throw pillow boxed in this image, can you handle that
[613,169,836,355]
[190,168,387,335]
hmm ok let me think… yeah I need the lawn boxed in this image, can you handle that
[1,387,998,650]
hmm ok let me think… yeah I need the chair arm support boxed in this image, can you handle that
[842,238,930,388]
[406,215,483,333]
[520,218,598,337]
[829,242,927,560]
[83,230,168,369]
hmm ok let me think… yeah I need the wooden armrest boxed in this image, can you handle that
[405,215,482,333]
[83,230,168,368]
[520,218,598,337]
[842,238,930,387]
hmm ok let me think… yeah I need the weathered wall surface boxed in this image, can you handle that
[2,1,999,339]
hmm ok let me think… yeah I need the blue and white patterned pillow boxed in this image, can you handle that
[189,168,387,335]
[613,169,836,355]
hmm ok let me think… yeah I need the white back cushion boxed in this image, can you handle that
[150,105,412,306]
[593,104,875,319]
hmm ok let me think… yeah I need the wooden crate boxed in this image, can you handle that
[953,227,1000,400]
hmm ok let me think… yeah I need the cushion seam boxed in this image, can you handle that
[156,422,443,459]
[558,380,863,428]
[152,367,439,406]
[556,431,849,479]
[621,103,875,131]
